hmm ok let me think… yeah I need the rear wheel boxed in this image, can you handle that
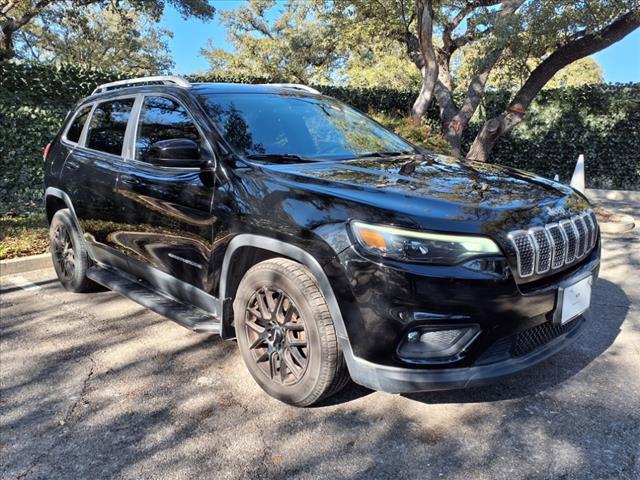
[49,209,96,293]
[234,258,349,406]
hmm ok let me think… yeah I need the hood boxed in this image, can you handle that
[262,153,591,234]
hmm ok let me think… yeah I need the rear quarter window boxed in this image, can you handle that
[65,105,92,143]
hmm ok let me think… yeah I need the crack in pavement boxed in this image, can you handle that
[14,355,97,480]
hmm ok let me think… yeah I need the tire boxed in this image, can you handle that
[49,209,96,293]
[234,258,350,407]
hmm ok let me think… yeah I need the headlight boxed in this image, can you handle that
[350,221,502,265]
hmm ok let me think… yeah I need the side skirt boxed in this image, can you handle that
[87,264,221,334]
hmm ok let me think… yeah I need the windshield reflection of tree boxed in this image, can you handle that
[313,104,393,155]
[202,94,411,159]
[202,101,265,155]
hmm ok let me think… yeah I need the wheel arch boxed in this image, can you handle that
[45,187,81,230]
[219,235,350,346]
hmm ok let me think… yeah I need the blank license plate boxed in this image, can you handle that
[560,276,592,324]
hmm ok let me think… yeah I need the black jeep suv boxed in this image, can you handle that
[44,76,600,406]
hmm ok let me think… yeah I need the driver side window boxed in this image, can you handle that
[136,96,201,162]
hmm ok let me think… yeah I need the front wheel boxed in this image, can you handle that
[234,258,349,406]
[49,209,96,293]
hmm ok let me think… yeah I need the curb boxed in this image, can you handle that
[599,214,636,234]
[587,188,640,204]
[0,253,52,277]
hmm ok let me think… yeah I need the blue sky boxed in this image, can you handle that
[161,2,640,82]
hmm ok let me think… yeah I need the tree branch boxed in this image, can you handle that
[467,9,640,161]
[509,9,640,114]
[442,0,502,53]
[434,0,524,156]
[1,2,17,17]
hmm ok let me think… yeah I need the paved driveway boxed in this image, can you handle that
[1,203,639,479]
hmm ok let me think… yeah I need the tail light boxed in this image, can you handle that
[43,143,51,160]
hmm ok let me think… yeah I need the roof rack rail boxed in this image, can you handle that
[261,83,321,94]
[91,76,191,95]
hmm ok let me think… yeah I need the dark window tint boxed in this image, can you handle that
[136,96,200,162]
[86,98,135,156]
[66,105,92,143]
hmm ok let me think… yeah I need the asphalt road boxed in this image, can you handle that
[2,207,639,479]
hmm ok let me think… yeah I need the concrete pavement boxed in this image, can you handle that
[1,208,639,479]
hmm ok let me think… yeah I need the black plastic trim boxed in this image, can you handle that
[87,264,220,333]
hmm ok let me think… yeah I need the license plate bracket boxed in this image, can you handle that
[553,275,593,325]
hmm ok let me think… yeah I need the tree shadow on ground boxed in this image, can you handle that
[1,232,637,479]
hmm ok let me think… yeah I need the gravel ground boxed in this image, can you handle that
[1,200,639,480]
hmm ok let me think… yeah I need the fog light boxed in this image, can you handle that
[397,325,481,362]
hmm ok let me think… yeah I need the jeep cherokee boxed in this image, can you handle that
[43,76,601,406]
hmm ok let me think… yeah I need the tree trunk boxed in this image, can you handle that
[466,117,505,162]
[410,0,437,121]
[0,26,15,60]
[442,120,463,157]
[411,66,437,120]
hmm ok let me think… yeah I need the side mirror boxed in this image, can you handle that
[147,138,205,168]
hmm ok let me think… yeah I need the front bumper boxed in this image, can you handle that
[334,242,600,393]
[343,314,587,393]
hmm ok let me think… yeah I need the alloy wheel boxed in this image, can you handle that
[52,225,75,281]
[244,286,308,385]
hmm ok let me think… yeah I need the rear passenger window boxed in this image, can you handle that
[135,96,200,161]
[66,105,92,143]
[86,98,135,156]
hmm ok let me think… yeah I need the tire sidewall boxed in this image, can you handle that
[49,209,90,292]
[235,265,326,405]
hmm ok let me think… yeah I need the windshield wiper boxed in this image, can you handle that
[354,151,414,158]
[245,153,318,163]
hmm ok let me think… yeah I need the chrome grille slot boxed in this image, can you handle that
[508,210,597,278]
[588,211,598,248]
[582,213,597,249]
[508,231,535,277]
[530,228,551,274]
[574,216,587,258]
[546,223,566,269]
[560,219,578,263]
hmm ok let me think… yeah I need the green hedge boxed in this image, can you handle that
[1,63,120,213]
[1,62,638,214]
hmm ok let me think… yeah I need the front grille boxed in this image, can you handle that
[512,321,572,356]
[508,211,598,278]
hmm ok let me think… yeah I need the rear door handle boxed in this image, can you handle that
[120,176,141,186]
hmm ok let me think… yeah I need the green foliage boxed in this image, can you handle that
[1,1,215,61]
[454,52,604,92]
[200,0,420,89]
[201,0,339,84]
[339,43,422,91]
[481,83,640,190]
[372,114,451,154]
[1,62,637,215]
[15,5,175,75]
[0,62,119,213]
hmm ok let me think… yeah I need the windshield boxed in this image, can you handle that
[197,93,416,161]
